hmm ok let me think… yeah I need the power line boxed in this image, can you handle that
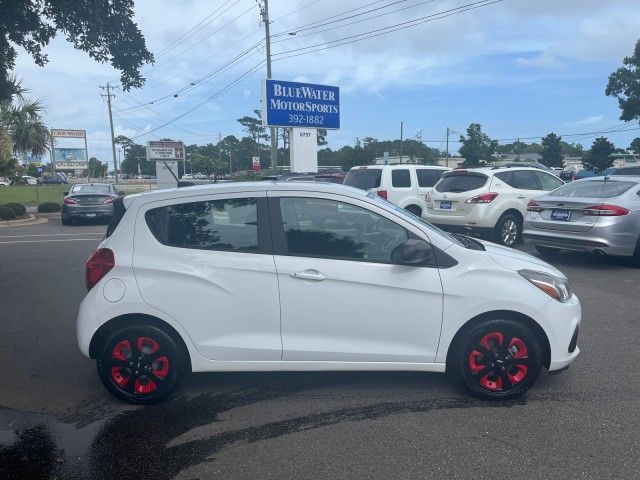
[131,60,266,140]
[272,0,501,60]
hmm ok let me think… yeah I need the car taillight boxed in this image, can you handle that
[86,248,115,290]
[103,197,115,204]
[465,192,498,204]
[583,204,629,216]
[63,197,78,205]
[377,190,388,200]
[527,201,543,212]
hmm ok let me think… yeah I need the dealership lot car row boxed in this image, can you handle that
[77,181,580,404]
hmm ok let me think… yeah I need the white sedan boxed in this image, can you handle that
[77,182,581,403]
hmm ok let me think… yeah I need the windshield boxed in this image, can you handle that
[344,169,382,190]
[70,184,111,195]
[550,179,637,198]
[366,192,462,246]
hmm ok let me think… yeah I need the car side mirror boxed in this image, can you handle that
[391,239,434,266]
[63,191,69,195]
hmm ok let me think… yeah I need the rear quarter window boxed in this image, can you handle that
[416,169,445,187]
[391,169,411,188]
[435,173,488,193]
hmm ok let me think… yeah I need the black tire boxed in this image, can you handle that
[629,239,640,268]
[96,325,185,404]
[61,215,70,225]
[451,319,543,400]
[535,245,561,257]
[494,213,522,247]
[405,205,422,217]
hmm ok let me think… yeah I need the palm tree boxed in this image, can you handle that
[2,100,50,158]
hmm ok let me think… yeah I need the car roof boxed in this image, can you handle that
[123,181,368,208]
[72,183,111,187]
[443,166,547,175]
[349,165,448,170]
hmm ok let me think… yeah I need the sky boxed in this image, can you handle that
[12,0,640,164]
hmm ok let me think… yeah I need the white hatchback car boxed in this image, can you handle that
[344,165,449,217]
[78,182,580,404]
[425,167,564,246]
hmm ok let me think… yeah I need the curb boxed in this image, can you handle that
[0,214,49,228]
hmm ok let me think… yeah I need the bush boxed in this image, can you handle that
[2,202,27,216]
[37,202,61,213]
[0,206,16,220]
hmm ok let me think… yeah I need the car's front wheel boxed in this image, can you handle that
[96,325,185,404]
[452,319,543,400]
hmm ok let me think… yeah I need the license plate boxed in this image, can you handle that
[86,213,97,218]
[439,201,452,210]
[551,209,571,221]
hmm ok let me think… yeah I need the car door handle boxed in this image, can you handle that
[290,270,326,281]
[516,194,526,199]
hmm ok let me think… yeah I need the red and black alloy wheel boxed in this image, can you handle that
[454,319,543,399]
[97,325,184,404]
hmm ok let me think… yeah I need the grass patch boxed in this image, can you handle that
[0,185,68,206]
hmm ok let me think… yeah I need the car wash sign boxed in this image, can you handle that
[262,79,340,129]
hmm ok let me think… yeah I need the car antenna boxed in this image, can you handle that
[162,161,193,187]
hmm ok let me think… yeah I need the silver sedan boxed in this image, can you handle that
[523,176,640,264]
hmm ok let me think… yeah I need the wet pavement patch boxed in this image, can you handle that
[1,376,526,480]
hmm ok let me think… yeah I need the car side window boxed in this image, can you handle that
[416,169,444,187]
[494,171,515,187]
[392,169,411,188]
[512,171,540,190]
[534,171,563,191]
[278,197,408,263]
[145,197,260,252]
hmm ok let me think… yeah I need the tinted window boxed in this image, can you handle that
[279,197,407,263]
[146,198,259,252]
[612,167,640,176]
[392,169,411,188]
[494,171,514,187]
[551,180,637,198]
[344,169,382,189]
[71,184,111,194]
[512,171,540,190]
[435,172,488,193]
[416,169,445,187]
[534,172,563,191]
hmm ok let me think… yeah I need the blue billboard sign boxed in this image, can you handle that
[263,79,340,130]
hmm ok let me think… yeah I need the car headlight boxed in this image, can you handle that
[518,269,572,302]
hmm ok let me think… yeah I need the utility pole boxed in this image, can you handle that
[49,132,56,174]
[100,82,118,184]
[445,127,450,168]
[260,0,278,171]
[399,121,404,164]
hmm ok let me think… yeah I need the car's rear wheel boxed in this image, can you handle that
[494,213,521,247]
[535,245,560,257]
[96,325,184,404]
[61,215,70,225]
[629,238,640,268]
[452,319,543,400]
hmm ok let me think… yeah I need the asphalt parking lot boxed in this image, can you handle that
[1,217,639,480]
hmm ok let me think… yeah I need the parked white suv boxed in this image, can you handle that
[344,165,449,217]
[77,181,580,404]
[425,167,564,246]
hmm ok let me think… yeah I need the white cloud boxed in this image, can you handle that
[566,115,604,127]
[516,52,565,70]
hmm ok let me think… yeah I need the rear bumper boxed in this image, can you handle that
[523,225,637,257]
[424,203,498,229]
[62,204,114,220]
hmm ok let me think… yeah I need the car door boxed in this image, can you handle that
[269,191,444,363]
[132,192,282,361]
[388,168,414,207]
[511,170,544,214]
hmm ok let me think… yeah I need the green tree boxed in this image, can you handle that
[237,110,268,156]
[540,133,564,168]
[87,157,107,178]
[317,129,328,146]
[0,0,153,101]
[630,137,640,154]
[114,135,150,175]
[584,137,615,173]
[458,123,497,167]
[606,39,640,122]
[0,128,14,175]
[3,100,49,158]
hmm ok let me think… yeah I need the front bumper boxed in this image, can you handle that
[538,294,581,371]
